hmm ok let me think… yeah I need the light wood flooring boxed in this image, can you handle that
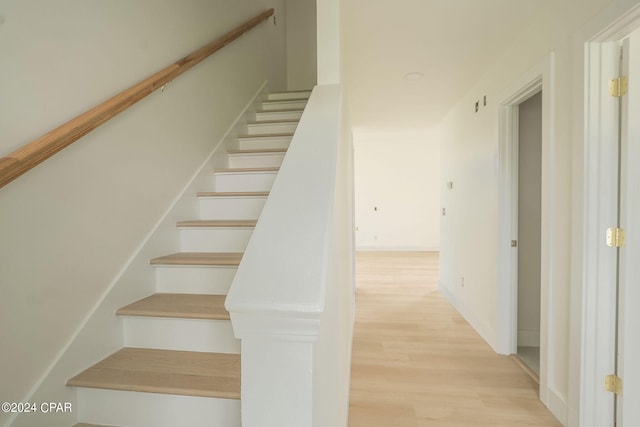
[348,252,561,427]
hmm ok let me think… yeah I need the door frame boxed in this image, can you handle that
[497,53,555,406]
[579,3,640,426]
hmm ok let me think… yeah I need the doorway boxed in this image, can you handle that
[496,52,554,409]
[515,91,542,378]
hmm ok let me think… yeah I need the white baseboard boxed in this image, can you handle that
[438,281,497,352]
[547,387,569,426]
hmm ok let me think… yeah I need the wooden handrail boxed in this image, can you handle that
[0,8,274,190]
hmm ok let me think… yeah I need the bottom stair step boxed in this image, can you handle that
[67,348,240,399]
[75,389,240,427]
[116,293,230,320]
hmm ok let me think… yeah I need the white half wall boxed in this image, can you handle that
[354,129,440,251]
[226,85,354,427]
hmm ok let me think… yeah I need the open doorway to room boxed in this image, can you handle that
[515,91,543,379]
[497,53,554,407]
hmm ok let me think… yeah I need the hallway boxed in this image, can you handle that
[348,252,561,427]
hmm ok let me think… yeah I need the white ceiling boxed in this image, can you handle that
[342,0,553,133]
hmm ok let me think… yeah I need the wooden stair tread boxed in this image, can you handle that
[150,252,242,266]
[67,348,240,399]
[247,119,299,125]
[196,191,269,198]
[237,132,294,139]
[214,167,279,173]
[263,97,309,103]
[117,294,229,320]
[256,108,304,113]
[270,89,311,94]
[228,148,287,154]
[177,219,257,228]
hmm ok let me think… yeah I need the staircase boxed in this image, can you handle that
[67,90,311,427]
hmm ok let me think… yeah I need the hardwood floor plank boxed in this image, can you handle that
[348,252,561,427]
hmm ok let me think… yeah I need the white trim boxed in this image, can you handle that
[496,53,555,410]
[439,281,495,349]
[577,3,640,427]
[548,388,569,426]
[580,40,620,427]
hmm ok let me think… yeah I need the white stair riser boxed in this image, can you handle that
[155,266,237,294]
[255,110,303,121]
[77,389,240,427]
[212,171,277,192]
[246,122,298,134]
[235,136,292,150]
[261,100,307,111]
[122,317,240,354]
[267,91,311,101]
[198,196,266,220]
[228,152,285,168]
[179,227,254,252]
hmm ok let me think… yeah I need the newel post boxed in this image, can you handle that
[229,311,321,427]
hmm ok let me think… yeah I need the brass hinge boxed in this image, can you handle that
[605,374,623,395]
[606,227,626,247]
[511,240,518,248]
[610,76,629,97]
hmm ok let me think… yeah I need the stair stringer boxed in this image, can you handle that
[7,81,269,427]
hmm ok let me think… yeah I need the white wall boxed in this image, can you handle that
[438,0,616,424]
[286,0,317,90]
[0,2,286,425]
[316,0,341,84]
[354,130,440,251]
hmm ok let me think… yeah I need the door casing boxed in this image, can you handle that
[578,3,640,426]
[497,53,555,409]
